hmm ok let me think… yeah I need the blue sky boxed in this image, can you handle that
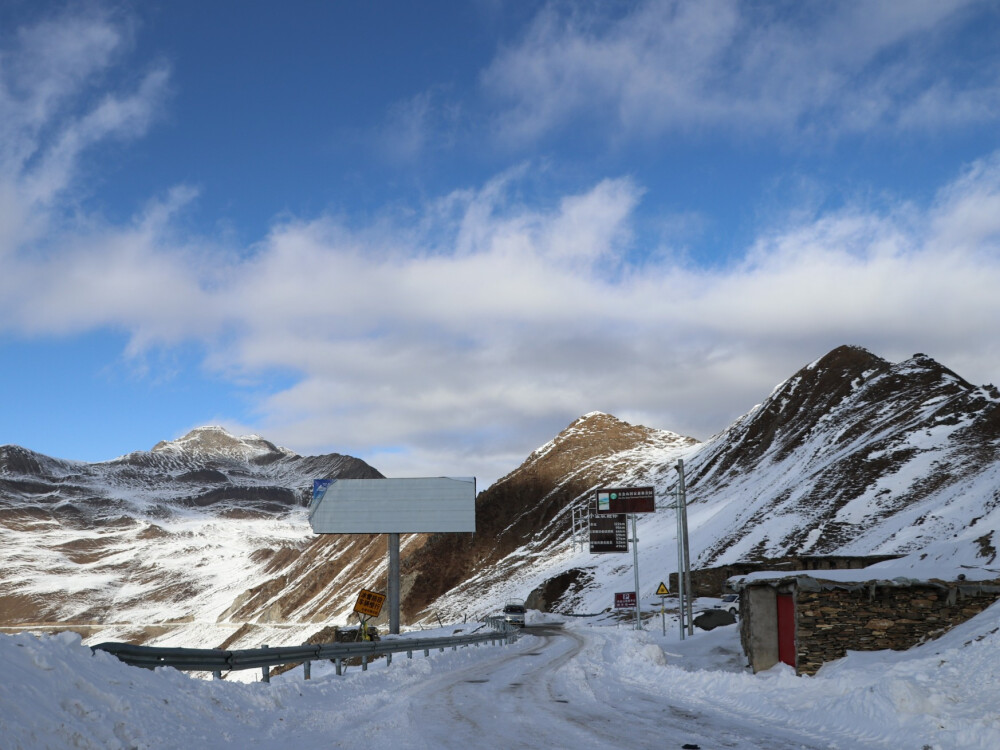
[2,1,1000,487]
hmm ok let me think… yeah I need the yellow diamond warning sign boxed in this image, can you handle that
[655,581,669,596]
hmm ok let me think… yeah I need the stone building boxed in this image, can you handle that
[736,572,1000,675]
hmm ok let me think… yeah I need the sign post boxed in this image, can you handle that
[595,486,655,631]
[656,581,669,635]
[630,513,641,630]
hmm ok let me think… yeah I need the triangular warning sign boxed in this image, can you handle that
[655,581,669,596]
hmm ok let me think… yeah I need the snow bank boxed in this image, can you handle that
[3,602,1000,749]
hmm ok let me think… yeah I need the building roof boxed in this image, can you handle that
[731,557,1000,591]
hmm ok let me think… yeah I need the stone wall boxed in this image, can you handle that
[793,581,1000,675]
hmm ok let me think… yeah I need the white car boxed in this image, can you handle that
[715,593,739,616]
[503,599,526,627]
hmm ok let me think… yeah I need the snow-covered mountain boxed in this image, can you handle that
[0,428,382,648]
[397,345,1000,619]
[2,345,998,649]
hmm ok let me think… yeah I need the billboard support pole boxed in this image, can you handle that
[388,533,400,635]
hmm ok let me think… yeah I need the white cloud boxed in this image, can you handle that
[5,141,1000,485]
[2,4,999,487]
[480,0,997,144]
[224,154,1000,484]
[0,8,169,207]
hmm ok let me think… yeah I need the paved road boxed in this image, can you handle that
[328,624,832,750]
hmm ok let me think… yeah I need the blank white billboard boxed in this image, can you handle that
[308,477,476,533]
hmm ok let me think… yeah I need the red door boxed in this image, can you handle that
[776,594,796,668]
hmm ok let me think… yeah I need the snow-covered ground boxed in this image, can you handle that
[4,601,999,750]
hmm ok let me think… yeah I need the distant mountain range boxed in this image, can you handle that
[2,345,998,650]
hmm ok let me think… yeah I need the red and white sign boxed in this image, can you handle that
[614,591,637,609]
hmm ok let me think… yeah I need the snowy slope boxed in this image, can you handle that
[0,428,383,649]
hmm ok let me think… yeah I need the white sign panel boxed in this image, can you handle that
[308,477,476,533]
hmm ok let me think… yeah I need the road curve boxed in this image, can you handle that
[327,623,831,750]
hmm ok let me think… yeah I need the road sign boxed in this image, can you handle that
[595,486,655,514]
[589,513,628,553]
[309,477,476,533]
[353,589,386,618]
[656,581,669,596]
[614,591,636,609]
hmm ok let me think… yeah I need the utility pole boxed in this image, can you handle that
[676,459,694,637]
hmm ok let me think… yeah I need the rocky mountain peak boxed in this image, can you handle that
[151,426,293,462]
[0,445,63,477]
[524,411,697,472]
[703,345,980,475]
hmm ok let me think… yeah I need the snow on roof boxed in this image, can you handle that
[733,563,1000,590]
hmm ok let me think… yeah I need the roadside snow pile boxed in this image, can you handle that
[638,599,1000,749]
[3,603,999,750]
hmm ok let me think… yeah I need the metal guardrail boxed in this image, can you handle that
[91,620,520,682]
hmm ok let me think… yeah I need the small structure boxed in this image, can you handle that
[669,554,901,598]
[735,569,1000,675]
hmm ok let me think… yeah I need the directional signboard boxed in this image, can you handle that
[353,589,386,618]
[595,486,655,514]
[589,513,628,553]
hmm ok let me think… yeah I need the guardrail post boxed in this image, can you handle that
[386,652,392,666]
[261,645,270,683]
[336,657,343,676]
[407,650,413,659]
[213,670,221,680]
[304,660,311,680]
[362,654,368,671]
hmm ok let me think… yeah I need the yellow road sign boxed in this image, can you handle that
[353,588,386,618]
[655,581,669,596]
